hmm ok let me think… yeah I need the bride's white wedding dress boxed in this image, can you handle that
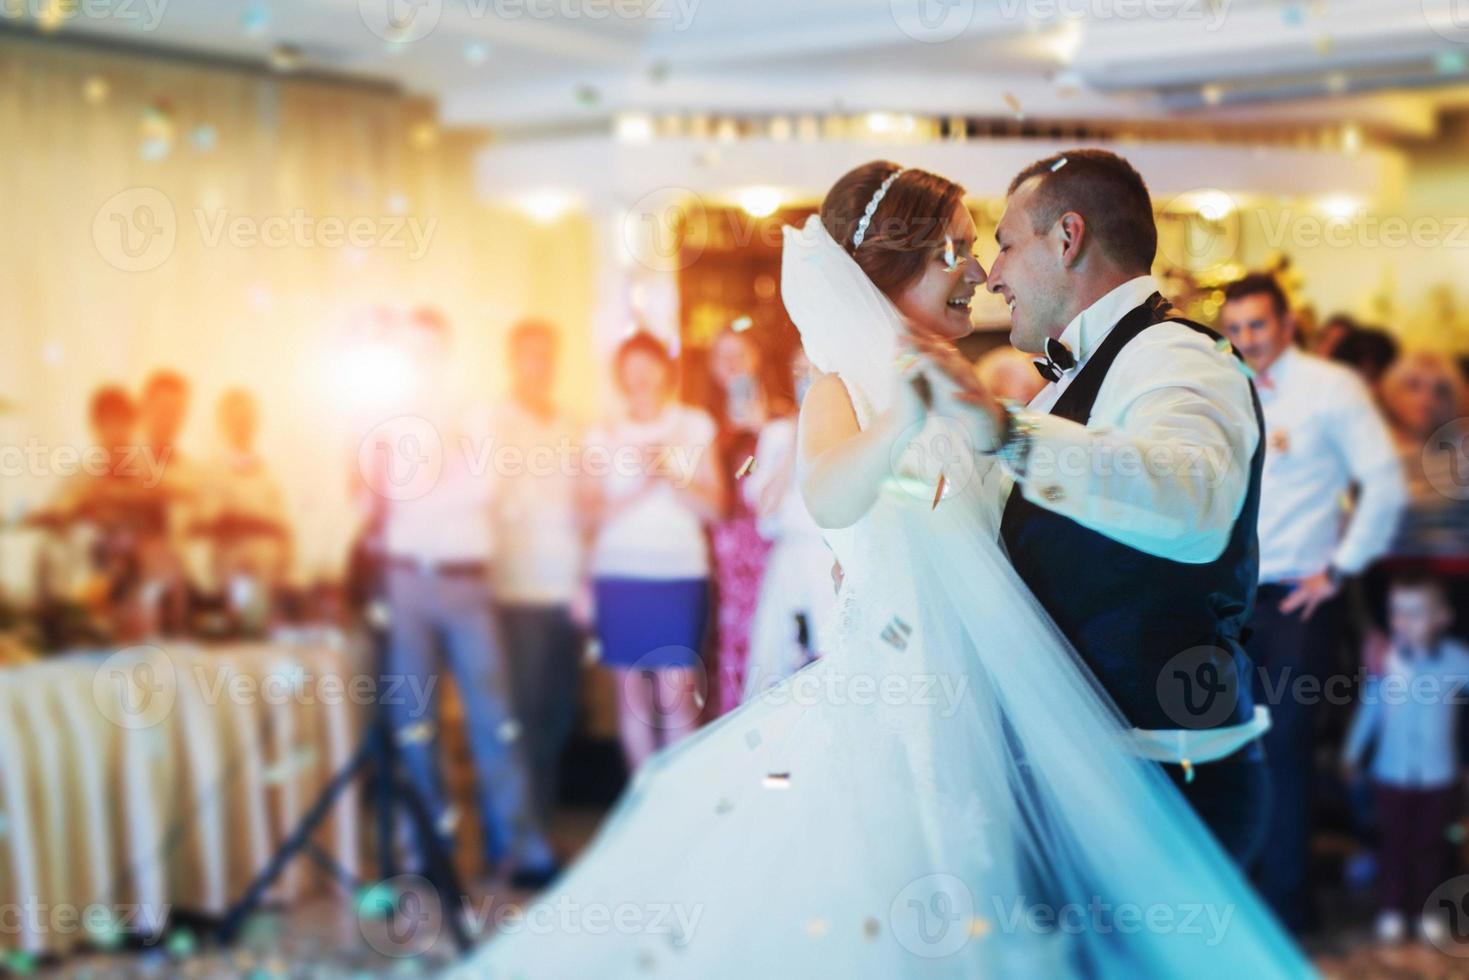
[456,218,1310,978]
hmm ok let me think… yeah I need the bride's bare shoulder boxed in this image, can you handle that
[800,372,856,420]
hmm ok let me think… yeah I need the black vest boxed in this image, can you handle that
[998,294,1265,732]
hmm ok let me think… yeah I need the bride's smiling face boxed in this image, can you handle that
[891,204,987,341]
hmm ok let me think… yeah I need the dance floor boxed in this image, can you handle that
[19,805,1469,979]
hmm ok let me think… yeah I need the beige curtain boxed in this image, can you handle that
[0,34,598,591]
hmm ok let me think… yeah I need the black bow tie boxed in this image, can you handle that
[1032,337,1077,383]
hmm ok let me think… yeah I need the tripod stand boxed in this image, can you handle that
[216,626,473,954]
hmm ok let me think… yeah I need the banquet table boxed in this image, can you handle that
[0,639,364,957]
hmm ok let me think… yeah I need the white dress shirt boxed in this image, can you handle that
[1253,347,1406,583]
[990,275,1261,565]
[490,401,583,605]
[380,404,499,565]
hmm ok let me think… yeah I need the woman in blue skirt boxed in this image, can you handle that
[581,331,726,770]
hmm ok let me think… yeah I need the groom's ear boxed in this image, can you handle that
[1056,211,1087,268]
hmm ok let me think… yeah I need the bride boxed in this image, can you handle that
[455,163,1311,978]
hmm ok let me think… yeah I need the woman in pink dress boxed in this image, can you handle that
[705,328,793,713]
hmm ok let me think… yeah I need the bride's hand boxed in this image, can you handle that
[881,353,929,436]
[905,334,1006,452]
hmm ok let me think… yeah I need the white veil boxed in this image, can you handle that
[781,215,901,423]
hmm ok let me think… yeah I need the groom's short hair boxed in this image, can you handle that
[1007,149,1157,274]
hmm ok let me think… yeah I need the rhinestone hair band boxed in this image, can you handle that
[851,168,905,249]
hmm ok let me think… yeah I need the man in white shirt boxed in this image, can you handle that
[919,149,1270,866]
[491,319,585,827]
[1219,273,1406,931]
[367,308,557,888]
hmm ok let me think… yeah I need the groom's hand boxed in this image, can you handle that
[905,334,1007,451]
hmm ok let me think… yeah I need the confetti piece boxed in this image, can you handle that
[396,721,435,745]
[731,315,753,333]
[744,729,762,749]
[880,616,914,651]
[1002,91,1024,120]
[715,797,734,814]
[437,806,461,835]
[967,918,991,937]
[165,929,196,958]
[262,746,318,785]
[1049,156,1068,172]
[931,473,947,511]
[736,455,757,479]
[1181,759,1195,784]
[498,719,523,743]
[356,881,397,918]
[763,772,791,790]
[863,917,881,939]
[805,918,829,938]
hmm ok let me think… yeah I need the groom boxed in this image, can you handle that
[922,149,1270,865]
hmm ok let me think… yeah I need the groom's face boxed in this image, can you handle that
[988,178,1069,354]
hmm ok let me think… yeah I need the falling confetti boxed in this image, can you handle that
[190,124,218,152]
[731,315,753,332]
[437,806,461,835]
[880,616,913,651]
[744,729,762,750]
[763,772,791,790]
[1180,758,1195,784]
[736,455,757,479]
[805,918,829,938]
[397,721,435,745]
[967,917,991,937]
[83,75,109,105]
[1002,92,1024,120]
[714,797,734,815]
[931,473,947,511]
[463,41,490,65]
[942,236,959,272]
[240,2,270,36]
[262,745,318,785]
[863,917,881,939]
[498,719,522,743]
[1049,156,1069,172]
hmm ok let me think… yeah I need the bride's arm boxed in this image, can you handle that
[797,372,924,529]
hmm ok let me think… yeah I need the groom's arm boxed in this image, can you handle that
[1007,325,1259,564]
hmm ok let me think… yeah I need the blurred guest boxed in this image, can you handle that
[205,388,290,627]
[1377,352,1469,561]
[1220,273,1407,931]
[706,327,789,712]
[1340,573,1469,945]
[974,345,1048,405]
[491,319,584,826]
[741,349,834,700]
[35,386,152,642]
[583,331,724,770]
[137,369,202,633]
[1314,313,1359,359]
[369,308,556,886]
[1331,326,1400,393]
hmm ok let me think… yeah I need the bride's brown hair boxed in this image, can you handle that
[820,161,967,301]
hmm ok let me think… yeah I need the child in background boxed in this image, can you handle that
[1342,572,1469,945]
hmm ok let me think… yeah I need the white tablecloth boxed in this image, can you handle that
[0,641,362,956]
